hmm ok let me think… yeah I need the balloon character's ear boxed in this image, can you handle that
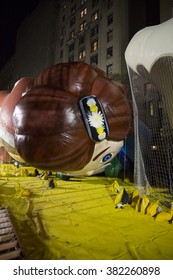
[79,96,109,142]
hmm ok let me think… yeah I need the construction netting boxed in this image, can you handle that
[127,66,173,194]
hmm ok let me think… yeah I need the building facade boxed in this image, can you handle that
[0,56,14,90]
[1,0,173,90]
[55,0,129,79]
[0,0,130,89]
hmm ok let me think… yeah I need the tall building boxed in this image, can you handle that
[1,0,173,89]
[55,0,129,79]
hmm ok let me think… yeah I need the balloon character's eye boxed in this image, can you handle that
[101,153,113,163]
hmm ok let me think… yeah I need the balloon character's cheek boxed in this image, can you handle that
[100,153,113,164]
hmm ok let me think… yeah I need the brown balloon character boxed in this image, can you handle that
[0,62,132,176]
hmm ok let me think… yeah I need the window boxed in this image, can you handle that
[80,21,87,31]
[68,55,74,62]
[107,46,113,58]
[107,63,113,75]
[107,13,113,25]
[145,82,157,95]
[158,99,163,109]
[79,35,85,45]
[79,49,86,59]
[60,38,64,47]
[60,50,63,59]
[92,0,99,7]
[91,10,99,22]
[108,0,113,9]
[81,0,86,5]
[107,29,113,42]
[69,30,75,39]
[60,27,66,38]
[145,83,153,92]
[91,40,98,52]
[69,43,74,52]
[71,5,76,14]
[91,25,99,37]
[80,7,87,18]
[149,101,154,116]
[70,17,75,26]
[90,54,98,66]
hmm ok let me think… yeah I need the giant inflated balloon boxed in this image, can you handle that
[0,62,132,176]
[125,18,173,128]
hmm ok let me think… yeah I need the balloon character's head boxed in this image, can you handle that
[1,62,132,176]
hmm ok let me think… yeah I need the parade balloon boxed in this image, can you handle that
[0,62,132,176]
[104,156,123,177]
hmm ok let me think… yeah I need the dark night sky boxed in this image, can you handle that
[0,0,39,69]
[0,0,161,70]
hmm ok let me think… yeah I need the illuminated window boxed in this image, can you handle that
[91,10,99,22]
[81,0,86,5]
[151,145,158,150]
[149,101,154,116]
[107,29,113,42]
[79,49,86,59]
[81,7,87,17]
[91,40,98,52]
[69,30,75,39]
[80,21,87,31]
[107,13,113,25]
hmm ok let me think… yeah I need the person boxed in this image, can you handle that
[0,62,132,176]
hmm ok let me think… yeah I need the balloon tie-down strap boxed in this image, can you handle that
[0,207,24,260]
[109,179,173,224]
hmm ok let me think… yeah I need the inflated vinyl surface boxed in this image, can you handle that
[0,165,173,260]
